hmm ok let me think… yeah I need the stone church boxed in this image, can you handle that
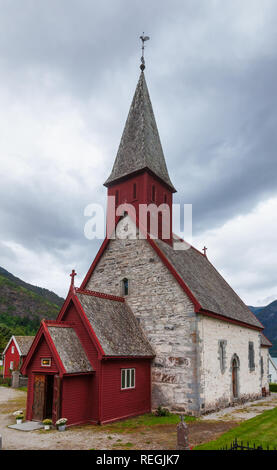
[21,67,271,425]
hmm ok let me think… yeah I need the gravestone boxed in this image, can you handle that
[177,415,190,450]
[12,370,20,388]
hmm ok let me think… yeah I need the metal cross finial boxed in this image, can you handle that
[140,33,150,71]
[202,246,207,257]
[70,269,77,287]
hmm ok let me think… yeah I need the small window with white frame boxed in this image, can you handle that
[121,368,135,390]
[41,358,51,367]
[10,361,14,370]
[11,346,15,354]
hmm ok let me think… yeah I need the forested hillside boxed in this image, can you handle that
[0,267,64,352]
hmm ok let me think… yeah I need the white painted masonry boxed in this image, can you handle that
[85,216,269,415]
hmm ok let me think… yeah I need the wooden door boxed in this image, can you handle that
[52,375,61,424]
[32,375,46,421]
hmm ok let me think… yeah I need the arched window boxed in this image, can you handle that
[122,278,129,296]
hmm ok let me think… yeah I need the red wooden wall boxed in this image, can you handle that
[61,375,94,425]
[100,358,152,424]
[25,335,59,421]
[60,302,100,421]
[3,339,20,378]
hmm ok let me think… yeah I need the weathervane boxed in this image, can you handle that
[140,33,150,71]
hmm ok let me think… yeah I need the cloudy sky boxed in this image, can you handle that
[0,0,277,306]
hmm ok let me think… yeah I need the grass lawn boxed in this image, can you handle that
[74,412,196,435]
[194,407,277,450]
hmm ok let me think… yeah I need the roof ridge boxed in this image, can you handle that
[76,288,125,303]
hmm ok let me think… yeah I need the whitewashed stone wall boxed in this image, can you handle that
[261,347,269,390]
[198,315,262,411]
[86,217,201,414]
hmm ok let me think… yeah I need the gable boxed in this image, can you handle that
[26,334,59,374]
[82,215,263,331]
[84,225,195,313]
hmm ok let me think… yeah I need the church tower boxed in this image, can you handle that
[104,70,176,245]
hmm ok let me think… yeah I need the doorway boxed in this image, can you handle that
[32,374,54,421]
[232,356,239,398]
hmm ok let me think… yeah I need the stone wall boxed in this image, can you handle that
[86,217,200,414]
[261,347,269,390]
[198,315,262,412]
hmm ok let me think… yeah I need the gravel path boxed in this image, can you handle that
[0,387,129,450]
[1,387,276,450]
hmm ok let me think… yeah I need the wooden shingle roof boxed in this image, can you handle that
[76,290,154,357]
[104,72,176,191]
[47,326,93,373]
[261,333,272,347]
[14,336,35,356]
[154,237,263,330]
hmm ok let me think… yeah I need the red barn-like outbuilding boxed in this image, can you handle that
[3,335,34,378]
[21,288,154,426]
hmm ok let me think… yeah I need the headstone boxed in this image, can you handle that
[12,370,20,388]
[177,415,190,450]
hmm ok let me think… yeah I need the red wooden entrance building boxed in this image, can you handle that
[21,289,154,425]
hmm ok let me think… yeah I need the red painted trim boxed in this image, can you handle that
[199,310,263,331]
[42,321,66,375]
[43,320,74,327]
[261,333,272,348]
[20,323,66,376]
[148,238,202,312]
[80,237,110,290]
[57,294,105,361]
[79,204,262,332]
[76,288,125,303]
[56,290,75,322]
[104,167,176,193]
[20,325,44,375]
[72,295,106,358]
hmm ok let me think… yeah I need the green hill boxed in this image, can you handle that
[249,302,277,356]
[0,267,64,352]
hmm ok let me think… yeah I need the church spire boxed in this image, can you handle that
[104,71,176,192]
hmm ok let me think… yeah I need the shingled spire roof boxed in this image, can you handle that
[104,72,176,191]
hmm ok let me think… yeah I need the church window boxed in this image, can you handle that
[261,357,264,376]
[121,368,135,389]
[133,183,137,199]
[248,342,255,371]
[10,361,14,370]
[218,340,227,373]
[122,278,129,296]
[11,346,14,354]
[41,358,52,367]
[152,185,156,202]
